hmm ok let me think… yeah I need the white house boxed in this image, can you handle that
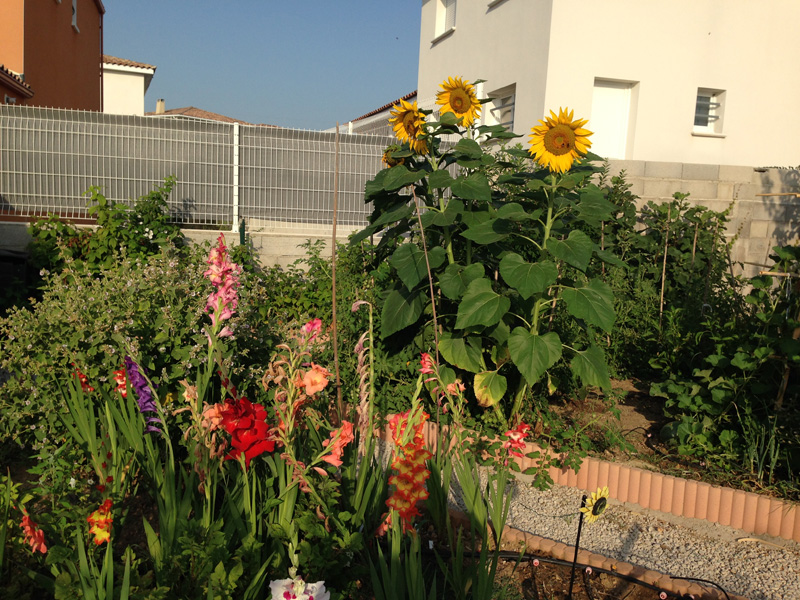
[102,55,155,116]
[418,0,800,167]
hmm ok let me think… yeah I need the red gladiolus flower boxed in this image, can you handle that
[502,422,531,459]
[72,364,95,393]
[219,398,275,468]
[20,514,47,554]
[87,499,113,545]
[112,369,127,397]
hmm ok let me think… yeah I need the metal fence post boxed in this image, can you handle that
[232,121,240,233]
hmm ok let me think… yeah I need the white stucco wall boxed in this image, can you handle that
[102,66,151,116]
[418,0,800,167]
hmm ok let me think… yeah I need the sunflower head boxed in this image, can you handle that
[528,107,593,174]
[389,99,428,155]
[436,76,482,127]
[580,486,609,524]
[382,145,406,168]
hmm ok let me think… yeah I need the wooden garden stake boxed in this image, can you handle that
[691,220,699,267]
[658,205,672,330]
[330,123,344,422]
[567,495,588,600]
[411,187,441,365]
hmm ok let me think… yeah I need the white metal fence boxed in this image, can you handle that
[0,105,396,229]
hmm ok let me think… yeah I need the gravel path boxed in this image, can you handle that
[504,479,800,600]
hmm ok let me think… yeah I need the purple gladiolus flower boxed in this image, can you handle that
[124,356,162,434]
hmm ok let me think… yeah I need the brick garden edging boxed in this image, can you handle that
[408,421,800,544]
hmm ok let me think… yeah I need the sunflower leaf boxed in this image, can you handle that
[428,170,455,189]
[439,332,483,373]
[383,165,426,191]
[380,288,424,338]
[575,185,616,226]
[453,138,483,159]
[455,278,510,329]
[561,279,616,333]
[474,371,507,407]
[451,173,492,202]
[389,243,446,291]
[499,254,558,299]
[439,263,485,300]
[508,328,562,385]
[571,345,611,390]
[548,229,594,271]
[459,218,512,244]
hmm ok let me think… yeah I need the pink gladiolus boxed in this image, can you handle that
[419,352,435,375]
[502,422,531,458]
[300,318,322,341]
[204,234,242,337]
[20,514,47,554]
[446,380,465,395]
[322,421,354,467]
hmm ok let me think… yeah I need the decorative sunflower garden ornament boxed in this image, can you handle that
[568,487,611,599]
[528,107,593,174]
[436,76,482,127]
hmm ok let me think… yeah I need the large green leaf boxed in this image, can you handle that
[380,288,424,338]
[453,138,483,159]
[561,279,616,333]
[383,165,426,191]
[389,243,446,291]
[455,278,510,329]
[439,263,485,300]
[496,203,537,222]
[548,229,594,271]
[499,254,558,299]
[451,173,492,202]
[575,185,616,226]
[365,169,388,200]
[571,345,611,390]
[474,371,507,407]
[508,328,562,385]
[422,198,464,227]
[372,202,414,229]
[428,170,455,189]
[439,333,483,373]
[459,218,512,244]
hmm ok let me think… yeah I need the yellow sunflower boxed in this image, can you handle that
[580,486,609,524]
[389,99,428,155]
[436,76,481,127]
[528,107,593,174]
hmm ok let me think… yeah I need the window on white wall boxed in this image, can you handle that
[487,84,516,131]
[72,0,80,32]
[435,0,457,38]
[591,79,637,159]
[693,88,725,135]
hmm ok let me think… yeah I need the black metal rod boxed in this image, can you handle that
[568,495,587,599]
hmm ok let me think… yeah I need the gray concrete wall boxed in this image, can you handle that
[606,161,800,278]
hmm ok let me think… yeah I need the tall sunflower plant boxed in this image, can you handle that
[354,77,622,433]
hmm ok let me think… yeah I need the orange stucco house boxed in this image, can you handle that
[0,0,105,110]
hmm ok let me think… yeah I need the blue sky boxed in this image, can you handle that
[102,1,421,130]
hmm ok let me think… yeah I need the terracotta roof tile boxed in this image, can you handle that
[146,106,277,127]
[102,55,156,71]
[352,90,417,122]
[0,64,34,97]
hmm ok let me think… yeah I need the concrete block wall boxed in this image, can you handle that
[606,161,800,278]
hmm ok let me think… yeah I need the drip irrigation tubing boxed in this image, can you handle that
[411,545,733,599]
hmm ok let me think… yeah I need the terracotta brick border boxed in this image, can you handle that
[379,421,799,543]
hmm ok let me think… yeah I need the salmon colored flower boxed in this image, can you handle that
[201,403,225,431]
[87,499,113,545]
[446,380,466,395]
[302,363,331,396]
[321,421,354,467]
[20,514,47,554]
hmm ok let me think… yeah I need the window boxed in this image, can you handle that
[487,84,516,131]
[72,0,80,32]
[693,88,725,135]
[434,0,456,39]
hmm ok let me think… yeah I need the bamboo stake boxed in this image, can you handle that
[701,222,719,311]
[411,187,441,364]
[691,221,699,267]
[658,206,672,330]
[331,123,343,423]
